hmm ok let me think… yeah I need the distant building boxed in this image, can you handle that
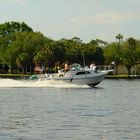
[117,64,140,75]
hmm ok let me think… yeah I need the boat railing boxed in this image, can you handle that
[97,65,114,73]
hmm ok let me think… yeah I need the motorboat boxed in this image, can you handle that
[29,63,108,87]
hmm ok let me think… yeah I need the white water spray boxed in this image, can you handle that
[0,79,89,88]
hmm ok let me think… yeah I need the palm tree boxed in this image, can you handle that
[128,37,136,76]
[114,34,123,74]
[116,33,123,44]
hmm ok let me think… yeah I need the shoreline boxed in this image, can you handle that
[0,74,30,79]
[105,75,140,79]
[0,74,140,79]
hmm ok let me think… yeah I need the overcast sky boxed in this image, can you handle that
[0,0,139,42]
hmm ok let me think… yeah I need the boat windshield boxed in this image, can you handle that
[69,63,84,70]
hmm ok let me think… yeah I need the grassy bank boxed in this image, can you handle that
[0,73,139,79]
[0,74,30,79]
[106,74,140,79]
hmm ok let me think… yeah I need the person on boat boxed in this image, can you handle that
[64,61,69,72]
[90,62,97,72]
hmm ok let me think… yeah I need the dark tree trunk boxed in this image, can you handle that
[126,65,131,77]
[30,64,34,75]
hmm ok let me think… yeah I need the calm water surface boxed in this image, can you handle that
[0,79,140,140]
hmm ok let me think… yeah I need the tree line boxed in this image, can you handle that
[0,21,140,75]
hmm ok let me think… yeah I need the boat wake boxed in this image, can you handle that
[0,79,89,88]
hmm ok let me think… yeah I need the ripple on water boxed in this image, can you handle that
[0,79,140,140]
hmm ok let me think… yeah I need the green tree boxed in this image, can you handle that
[59,38,82,65]
[94,47,105,65]
[0,21,33,73]
[120,38,136,76]
[103,43,116,64]
[135,40,140,63]
[87,40,105,65]
[128,37,136,75]
[0,21,33,38]
[34,43,53,72]
[3,32,46,74]
[121,42,133,76]
[20,32,46,74]
[114,34,123,74]
[95,39,108,48]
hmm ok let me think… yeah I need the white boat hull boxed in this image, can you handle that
[44,71,106,87]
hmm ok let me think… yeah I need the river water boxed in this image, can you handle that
[0,79,140,140]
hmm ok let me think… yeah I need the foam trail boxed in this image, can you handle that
[0,79,89,88]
